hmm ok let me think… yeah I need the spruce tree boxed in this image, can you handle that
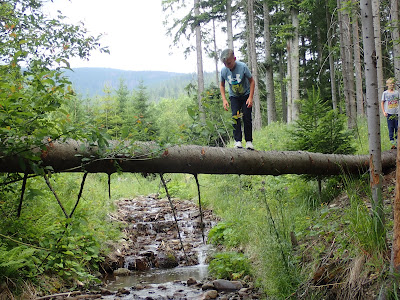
[288,88,355,155]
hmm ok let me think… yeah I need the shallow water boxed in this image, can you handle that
[103,264,209,299]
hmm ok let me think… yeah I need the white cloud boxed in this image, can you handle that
[45,0,217,73]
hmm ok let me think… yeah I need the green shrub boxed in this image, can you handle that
[208,251,251,280]
[208,222,240,247]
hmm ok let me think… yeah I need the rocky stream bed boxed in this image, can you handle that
[85,194,263,300]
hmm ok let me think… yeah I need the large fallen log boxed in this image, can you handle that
[0,139,396,176]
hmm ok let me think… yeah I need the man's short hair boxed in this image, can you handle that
[220,49,234,63]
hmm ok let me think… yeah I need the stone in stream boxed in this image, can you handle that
[155,251,179,268]
[202,289,219,299]
[113,268,132,276]
[99,288,114,295]
[116,287,130,295]
[132,284,145,290]
[187,277,197,285]
[201,282,215,290]
[124,255,151,271]
[212,279,243,292]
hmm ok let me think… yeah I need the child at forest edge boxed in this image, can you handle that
[381,77,400,149]
[219,49,255,150]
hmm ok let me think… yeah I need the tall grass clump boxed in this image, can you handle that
[342,173,389,253]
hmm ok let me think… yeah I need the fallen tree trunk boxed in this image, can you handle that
[0,139,396,176]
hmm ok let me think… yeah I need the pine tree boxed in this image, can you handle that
[124,81,158,141]
[115,78,130,115]
[288,88,355,155]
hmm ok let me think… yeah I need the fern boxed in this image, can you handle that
[0,245,38,277]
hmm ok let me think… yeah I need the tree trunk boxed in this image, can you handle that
[352,7,365,116]
[212,19,219,86]
[372,0,384,98]
[391,145,400,272]
[286,39,293,123]
[279,51,288,123]
[247,0,262,130]
[338,0,356,127]
[344,2,357,127]
[337,3,348,112]
[194,0,205,122]
[391,0,400,275]
[290,7,300,121]
[0,140,396,176]
[360,0,385,239]
[316,28,323,67]
[226,0,234,50]
[326,4,338,110]
[390,0,400,82]
[263,1,277,124]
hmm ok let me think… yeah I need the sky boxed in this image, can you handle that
[45,0,217,74]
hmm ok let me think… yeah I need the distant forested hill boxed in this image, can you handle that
[63,68,216,101]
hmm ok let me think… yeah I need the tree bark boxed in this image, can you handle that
[390,0,400,82]
[326,4,338,110]
[0,140,396,176]
[391,0,400,274]
[290,7,300,121]
[286,39,293,123]
[338,0,356,127]
[263,1,277,124]
[279,51,288,123]
[247,0,262,130]
[352,6,365,116]
[226,0,234,49]
[194,0,205,122]
[372,0,384,98]
[392,145,400,272]
[360,0,385,238]
[212,19,219,86]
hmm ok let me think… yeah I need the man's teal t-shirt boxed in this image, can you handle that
[220,61,252,97]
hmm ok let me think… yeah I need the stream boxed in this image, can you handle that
[101,194,215,299]
[97,195,261,299]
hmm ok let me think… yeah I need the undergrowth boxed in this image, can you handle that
[0,173,122,294]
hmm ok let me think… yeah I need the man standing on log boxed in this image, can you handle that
[219,49,255,150]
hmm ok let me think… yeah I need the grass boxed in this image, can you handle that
[355,115,396,154]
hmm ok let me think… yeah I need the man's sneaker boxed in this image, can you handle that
[246,141,254,150]
[234,141,243,148]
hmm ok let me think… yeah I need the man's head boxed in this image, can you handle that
[220,49,236,70]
